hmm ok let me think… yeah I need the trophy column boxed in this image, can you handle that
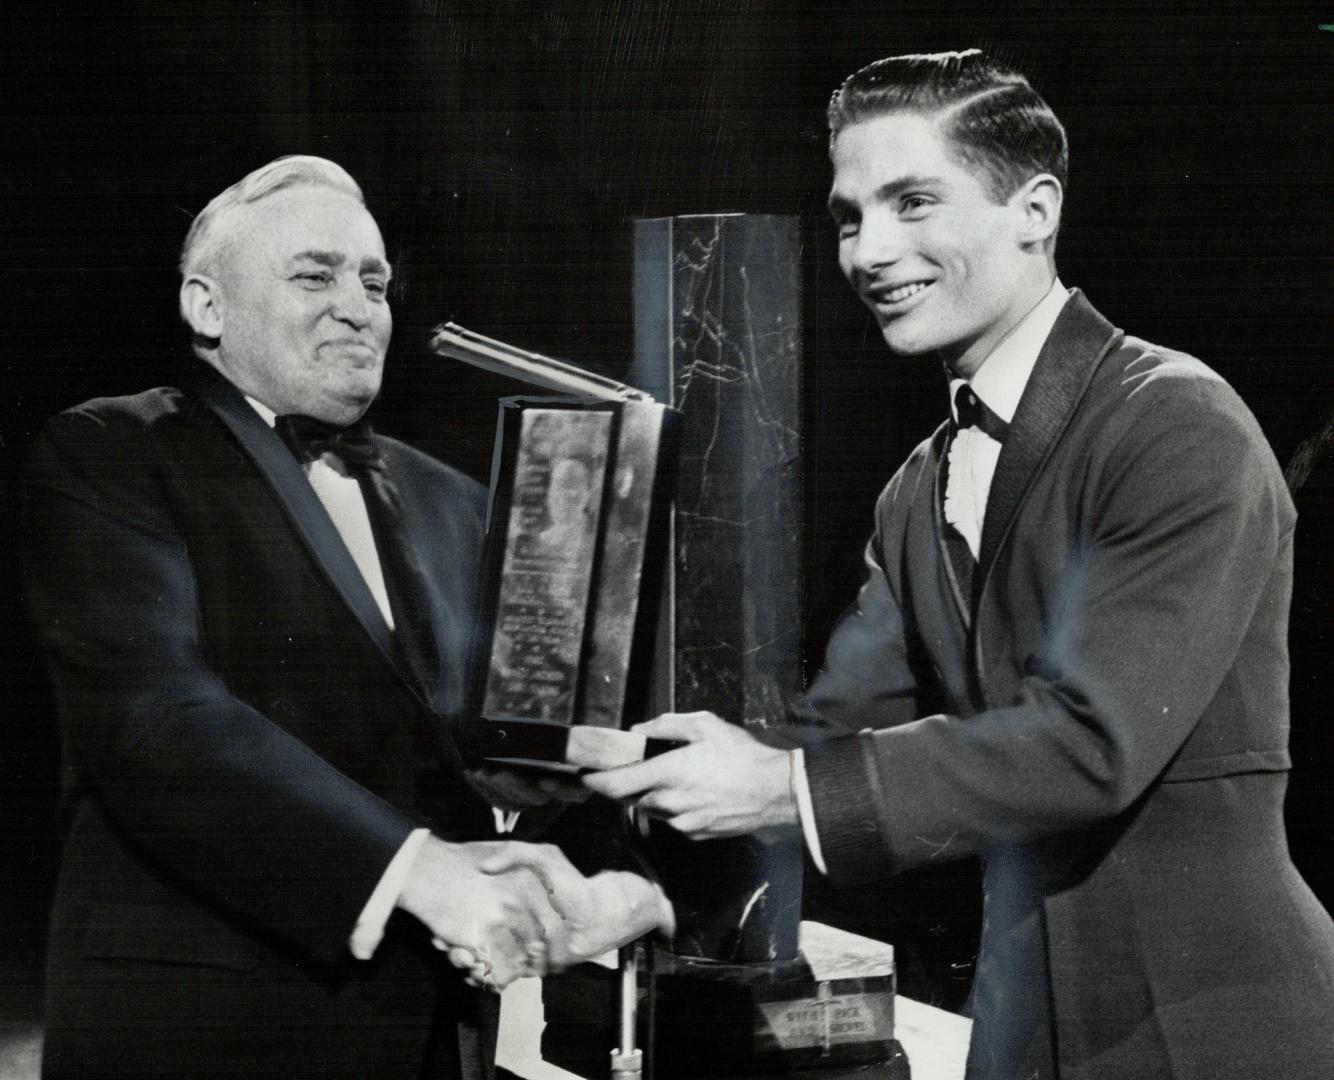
[631,213,802,734]
[630,213,805,966]
[538,215,904,1079]
[622,215,905,1078]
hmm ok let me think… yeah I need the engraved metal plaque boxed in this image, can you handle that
[451,335,677,766]
[480,408,612,723]
[757,986,895,1055]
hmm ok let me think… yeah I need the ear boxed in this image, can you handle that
[1013,173,1063,249]
[180,273,224,341]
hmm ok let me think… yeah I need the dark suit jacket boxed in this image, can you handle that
[24,362,501,1079]
[796,292,1334,1079]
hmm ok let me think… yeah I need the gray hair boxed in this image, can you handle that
[178,155,365,282]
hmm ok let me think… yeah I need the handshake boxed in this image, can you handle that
[395,836,674,990]
[395,711,797,990]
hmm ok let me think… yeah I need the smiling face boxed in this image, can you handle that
[206,186,393,425]
[830,111,1051,378]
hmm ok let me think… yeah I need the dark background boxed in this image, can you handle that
[2,0,1330,1025]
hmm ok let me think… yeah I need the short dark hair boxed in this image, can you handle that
[828,50,1068,203]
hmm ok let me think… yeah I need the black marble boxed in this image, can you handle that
[630,215,805,968]
[542,954,908,1080]
[651,956,902,1079]
[631,213,802,729]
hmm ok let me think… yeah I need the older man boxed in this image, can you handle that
[24,156,669,1080]
[586,51,1334,1079]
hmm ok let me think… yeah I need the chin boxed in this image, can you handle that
[336,377,382,415]
[878,322,942,358]
[314,390,377,426]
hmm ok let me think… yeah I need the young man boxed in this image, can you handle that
[25,156,670,1080]
[585,51,1334,1078]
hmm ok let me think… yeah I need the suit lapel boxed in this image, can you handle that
[977,291,1122,581]
[187,364,402,678]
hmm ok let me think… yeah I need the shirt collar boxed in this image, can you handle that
[245,395,278,428]
[949,278,1070,425]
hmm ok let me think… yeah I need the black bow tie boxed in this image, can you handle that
[275,411,439,699]
[274,414,382,470]
[952,384,1010,443]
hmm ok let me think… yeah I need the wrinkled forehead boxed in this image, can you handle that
[222,186,387,269]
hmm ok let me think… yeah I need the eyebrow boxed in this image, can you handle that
[290,249,393,279]
[827,174,945,218]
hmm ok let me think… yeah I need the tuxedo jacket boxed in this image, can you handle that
[24,362,502,1079]
[796,293,1334,1079]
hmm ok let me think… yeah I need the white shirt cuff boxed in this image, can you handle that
[790,749,829,876]
[349,827,431,960]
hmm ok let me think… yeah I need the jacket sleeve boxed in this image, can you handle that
[23,407,419,962]
[779,473,934,879]
[804,375,1295,883]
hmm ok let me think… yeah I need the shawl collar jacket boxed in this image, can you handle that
[24,363,499,1079]
[797,292,1334,1079]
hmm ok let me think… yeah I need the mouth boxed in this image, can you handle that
[323,340,381,362]
[864,279,934,315]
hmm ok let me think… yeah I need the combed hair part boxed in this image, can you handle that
[828,49,1068,203]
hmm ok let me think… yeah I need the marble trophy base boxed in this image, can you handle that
[649,952,907,1079]
[542,923,908,1079]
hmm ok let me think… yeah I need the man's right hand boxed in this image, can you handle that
[581,711,798,840]
[479,842,675,968]
[395,836,559,989]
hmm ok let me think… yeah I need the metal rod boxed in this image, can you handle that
[610,941,644,1078]
[431,321,652,402]
[611,804,648,1079]
[619,943,638,1047]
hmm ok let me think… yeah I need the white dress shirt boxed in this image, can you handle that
[244,398,432,959]
[247,398,396,628]
[943,279,1070,558]
[793,280,1071,874]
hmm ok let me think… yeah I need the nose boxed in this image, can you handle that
[330,278,374,330]
[844,208,905,278]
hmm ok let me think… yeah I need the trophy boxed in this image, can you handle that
[433,322,675,1078]
[435,212,906,1079]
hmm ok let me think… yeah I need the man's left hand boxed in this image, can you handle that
[581,711,798,840]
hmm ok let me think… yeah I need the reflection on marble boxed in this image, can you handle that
[632,214,802,728]
[631,214,803,967]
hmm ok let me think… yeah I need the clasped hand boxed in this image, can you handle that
[579,711,799,840]
[397,837,673,990]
